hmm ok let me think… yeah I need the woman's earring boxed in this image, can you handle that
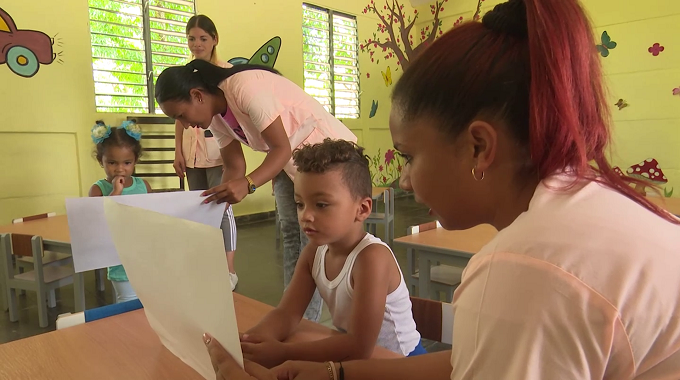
[472,167,485,181]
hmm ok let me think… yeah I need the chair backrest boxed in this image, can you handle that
[384,188,395,217]
[130,116,183,192]
[410,296,453,345]
[407,220,442,236]
[1,234,46,283]
[12,212,56,224]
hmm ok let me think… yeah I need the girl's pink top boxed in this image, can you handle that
[451,174,680,379]
[209,69,356,179]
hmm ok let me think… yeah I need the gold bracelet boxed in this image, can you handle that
[324,361,336,380]
[330,361,338,380]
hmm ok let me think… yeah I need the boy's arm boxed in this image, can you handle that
[282,244,395,362]
[245,243,319,341]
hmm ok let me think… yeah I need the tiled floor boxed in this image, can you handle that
[1,195,450,352]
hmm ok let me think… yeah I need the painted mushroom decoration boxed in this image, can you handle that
[612,166,625,177]
[626,158,668,195]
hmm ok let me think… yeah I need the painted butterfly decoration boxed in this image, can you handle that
[615,99,628,110]
[228,36,282,68]
[597,31,617,57]
[369,100,379,118]
[381,66,392,87]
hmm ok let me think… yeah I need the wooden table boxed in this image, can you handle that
[393,224,497,298]
[0,294,399,379]
[372,186,390,199]
[648,196,680,216]
[0,215,90,312]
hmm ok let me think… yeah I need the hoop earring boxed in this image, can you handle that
[472,167,485,181]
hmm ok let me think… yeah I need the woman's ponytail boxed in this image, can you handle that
[155,59,280,104]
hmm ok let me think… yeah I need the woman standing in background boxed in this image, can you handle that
[173,15,239,290]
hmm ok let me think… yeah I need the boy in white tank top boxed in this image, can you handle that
[240,139,424,368]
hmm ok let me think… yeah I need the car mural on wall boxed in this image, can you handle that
[0,7,55,78]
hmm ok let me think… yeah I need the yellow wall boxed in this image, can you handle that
[6,0,672,223]
[414,0,680,197]
[0,2,98,222]
[0,0,401,222]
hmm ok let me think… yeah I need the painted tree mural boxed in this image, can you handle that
[360,0,484,70]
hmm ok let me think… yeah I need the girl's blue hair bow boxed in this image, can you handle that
[91,123,112,144]
[121,120,142,141]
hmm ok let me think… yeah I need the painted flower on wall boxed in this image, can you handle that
[369,148,404,186]
[385,149,395,164]
[648,43,664,56]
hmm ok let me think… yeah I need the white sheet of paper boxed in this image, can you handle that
[103,198,243,378]
[65,191,224,272]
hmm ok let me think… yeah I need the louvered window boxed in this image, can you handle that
[89,0,195,113]
[302,4,360,119]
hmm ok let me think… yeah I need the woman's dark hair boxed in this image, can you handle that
[93,120,143,163]
[392,0,677,224]
[186,15,219,63]
[155,59,280,104]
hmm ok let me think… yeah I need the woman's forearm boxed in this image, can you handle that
[284,335,373,363]
[339,351,452,380]
[247,145,290,188]
[222,162,245,184]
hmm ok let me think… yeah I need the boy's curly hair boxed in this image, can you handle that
[293,138,371,200]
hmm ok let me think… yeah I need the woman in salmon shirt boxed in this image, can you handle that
[173,15,239,291]
[199,0,680,379]
[155,59,357,322]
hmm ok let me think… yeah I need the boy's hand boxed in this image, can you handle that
[240,333,288,369]
[112,176,126,195]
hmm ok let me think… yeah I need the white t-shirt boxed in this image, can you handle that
[312,233,421,356]
[450,174,680,379]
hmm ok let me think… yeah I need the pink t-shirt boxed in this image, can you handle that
[450,174,680,379]
[208,69,357,179]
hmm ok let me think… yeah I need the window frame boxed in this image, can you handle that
[88,0,196,114]
[302,3,360,119]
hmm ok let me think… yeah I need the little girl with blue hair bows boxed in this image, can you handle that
[88,119,151,303]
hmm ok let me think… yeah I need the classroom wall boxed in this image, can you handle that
[413,0,680,197]
[0,2,98,222]
[0,0,404,222]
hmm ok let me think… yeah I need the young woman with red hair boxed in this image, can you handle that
[203,0,680,378]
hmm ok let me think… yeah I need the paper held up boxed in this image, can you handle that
[65,191,224,272]
[103,198,243,378]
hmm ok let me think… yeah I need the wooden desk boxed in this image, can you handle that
[394,224,497,298]
[0,294,399,379]
[0,215,89,312]
[0,215,70,243]
[648,196,680,216]
[372,186,390,199]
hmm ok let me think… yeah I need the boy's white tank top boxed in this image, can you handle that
[311,233,420,356]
